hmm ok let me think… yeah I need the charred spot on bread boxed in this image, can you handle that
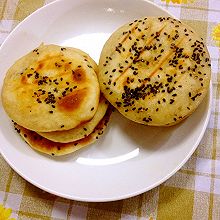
[72,68,86,83]
[57,89,87,112]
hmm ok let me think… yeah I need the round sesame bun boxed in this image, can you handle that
[37,95,109,143]
[2,44,100,132]
[13,106,112,156]
[98,17,211,126]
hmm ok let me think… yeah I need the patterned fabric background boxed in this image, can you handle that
[0,0,219,219]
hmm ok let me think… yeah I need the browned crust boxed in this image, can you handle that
[57,88,87,112]
[13,106,113,156]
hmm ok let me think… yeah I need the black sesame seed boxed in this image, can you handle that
[170,99,175,104]
[27,73,33,78]
[167,76,173,83]
[143,117,149,123]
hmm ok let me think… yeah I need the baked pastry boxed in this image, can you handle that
[2,44,100,132]
[98,16,211,126]
[37,95,109,143]
[2,44,112,156]
[13,106,112,156]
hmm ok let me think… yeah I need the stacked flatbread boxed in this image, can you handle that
[1,17,212,157]
[2,44,111,156]
[98,17,211,126]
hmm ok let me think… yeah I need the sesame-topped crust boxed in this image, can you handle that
[13,106,112,156]
[98,17,211,126]
[37,95,109,143]
[2,44,100,131]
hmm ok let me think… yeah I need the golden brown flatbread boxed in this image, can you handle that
[98,17,211,126]
[2,44,100,132]
[38,95,109,143]
[13,107,112,156]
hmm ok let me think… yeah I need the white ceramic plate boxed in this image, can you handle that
[0,0,211,202]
